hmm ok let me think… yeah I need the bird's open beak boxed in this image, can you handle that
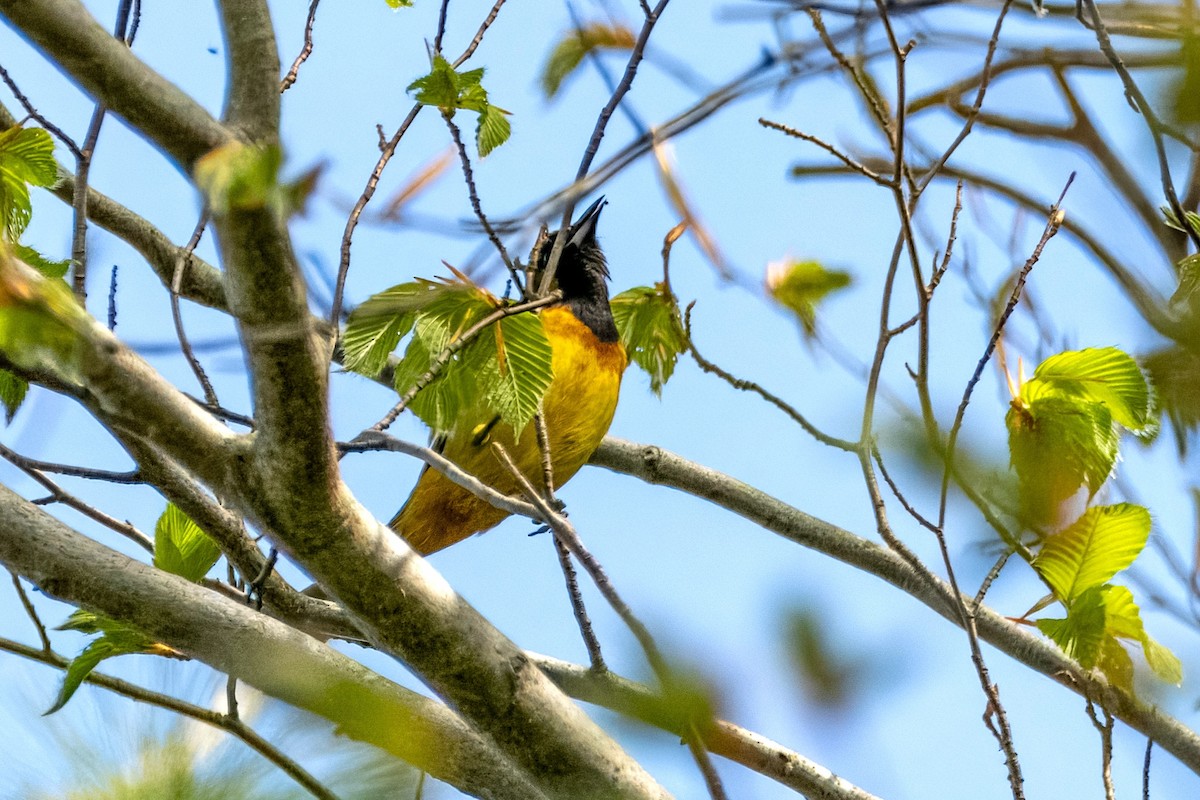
[568,196,606,248]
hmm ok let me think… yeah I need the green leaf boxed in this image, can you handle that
[14,243,70,280]
[0,367,27,423]
[1036,585,1108,669]
[1037,584,1182,689]
[1162,204,1200,236]
[1142,634,1184,685]
[1144,345,1200,445]
[48,610,162,714]
[384,0,413,7]
[153,503,221,583]
[476,104,512,158]
[1169,252,1200,314]
[194,142,283,214]
[766,259,852,337]
[0,126,58,241]
[1007,393,1118,522]
[1033,504,1150,603]
[485,310,554,437]
[1097,635,1135,693]
[540,23,636,98]
[0,252,86,381]
[408,55,463,110]
[393,285,496,432]
[408,56,511,156]
[1101,585,1183,686]
[342,282,442,376]
[1028,347,1152,432]
[611,284,687,396]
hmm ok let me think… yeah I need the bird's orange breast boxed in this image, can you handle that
[391,306,626,554]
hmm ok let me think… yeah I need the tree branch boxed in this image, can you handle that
[590,437,1200,775]
[0,0,231,169]
[0,485,549,800]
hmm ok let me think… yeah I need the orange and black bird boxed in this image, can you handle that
[390,198,627,554]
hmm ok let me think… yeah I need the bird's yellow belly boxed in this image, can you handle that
[392,306,626,554]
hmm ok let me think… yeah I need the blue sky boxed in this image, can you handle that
[1,1,1199,798]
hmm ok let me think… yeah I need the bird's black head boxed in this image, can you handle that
[535,197,618,343]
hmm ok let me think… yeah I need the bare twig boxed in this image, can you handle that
[1079,0,1200,251]
[932,177,1072,800]
[10,571,51,651]
[537,0,672,297]
[441,111,522,291]
[684,304,856,452]
[1085,699,1117,800]
[0,442,153,552]
[171,213,218,407]
[280,0,320,93]
[342,432,540,520]
[759,117,890,187]
[0,63,82,156]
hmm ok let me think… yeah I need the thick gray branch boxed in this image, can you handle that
[591,437,1200,776]
[0,0,231,169]
[217,0,281,141]
[0,483,549,800]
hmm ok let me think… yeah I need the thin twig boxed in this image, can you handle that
[1144,737,1154,800]
[441,111,521,290]
[685,723,729,800]
[0,443,153,552]
[1079,0,1200,251]
[759,118,890,187]
[684,304,856,452]
[107,264,118,329]
[0,63,82,157]
[933,177,1072,800]
[538,0,672,297]
[70,0,137,301]
[1085,699,1117,800]
[171,213,218,406]
[916,0,1014,194]
[10,571,51,651]
[492,441,726,797]
[535,411,607,670]
[280,0,320,93]
[342,432,540,520]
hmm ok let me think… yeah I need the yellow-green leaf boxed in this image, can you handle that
[0,126,58,241]
[540,23,636,98]
[1007,393,1117,523]
[1027,347,1152,432]
[1033,504,1150,603]
[1036,585,1107,669]
[611,284,686,396]
[48,610,164,714]
[485,311,553,437]
[194,142,283,214]
[342,281,443,376]
[476,104,512,158]
[153,503,221,583]
[766,259,851,337]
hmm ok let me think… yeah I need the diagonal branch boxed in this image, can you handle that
[0,485,549,800]
[0,0,231,169]
[590,437,1200,777]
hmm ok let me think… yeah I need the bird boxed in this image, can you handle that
[390,197,627,554]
